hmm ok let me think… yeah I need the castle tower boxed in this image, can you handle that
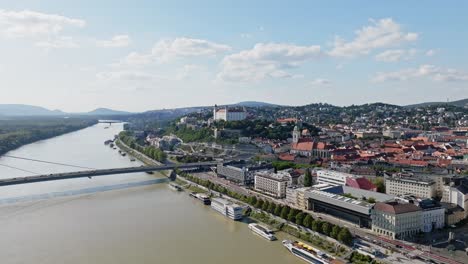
[292,125,300,144]
[213,104,218,120]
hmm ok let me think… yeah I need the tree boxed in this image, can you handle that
[311,220,320,232]
[287,209,298,222]
[255,199,264,209]
[367,197,376,204]
[295,212,305,226]
[337,228,353,245]
[331,225,341,239]
[280,206,290,219]
[372,177,385,193]
[262,200,270,211]
[274,205,283,216]
[304,169,312,187]
[321,222,331,236]
[303,214,313,228]
[249,196,257,206]
[268,202,276,214]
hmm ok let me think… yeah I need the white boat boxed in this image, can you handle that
[169,183,183,191]
[210,198,243,220]
[282,240,334,264]
[248,223,276,241]
[195,193,211,205]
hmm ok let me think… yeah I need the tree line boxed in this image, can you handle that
[119,131,167,162]
[0,118,97,156]
[177,170,353,246]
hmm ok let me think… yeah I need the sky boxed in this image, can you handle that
[0,0,467,112]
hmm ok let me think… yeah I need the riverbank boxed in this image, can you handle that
[173,174,352,262]
[115,138,169,177]
[0,118,98,157]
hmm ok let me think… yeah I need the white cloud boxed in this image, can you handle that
[375,49,417,62]
[311,78,331,86]
[426,49,436,56]
[118,37,231,66]
[35,36,79,49]
[329,18,418,57]
[97,71,156,82]
[218,42,322,82]
[97,35,131,48]
[0,9,85,38]
[372,64,468,82]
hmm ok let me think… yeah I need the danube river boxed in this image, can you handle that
[0,123,301,264]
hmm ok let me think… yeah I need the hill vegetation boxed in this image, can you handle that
[0,118,98,156]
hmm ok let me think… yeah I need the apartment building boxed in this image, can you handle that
[254,171,290,198]
[385,176,436,198]
[371,201,422,239]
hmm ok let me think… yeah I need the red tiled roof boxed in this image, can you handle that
[277,118,297,123]
[292,141,314,151]
[278,153,295,161]
[346,177,377,191]
[374,202,421,214]
[389,159,429,167]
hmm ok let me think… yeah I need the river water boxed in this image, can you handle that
[0,123,300,264]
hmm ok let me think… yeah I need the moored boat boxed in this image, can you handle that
[248,223,276,241]
[282,240,335,264]
[195,193,211,205]
[169,183,183,191]
[210,198,243,220]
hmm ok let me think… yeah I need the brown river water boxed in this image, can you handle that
[0,123,301,264]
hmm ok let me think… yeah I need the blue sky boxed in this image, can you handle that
[0,0,467,112]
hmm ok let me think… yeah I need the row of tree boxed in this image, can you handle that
[177,170,353,246]
[119,131,167,162]
[246,196,353,245]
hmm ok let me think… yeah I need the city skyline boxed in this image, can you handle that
[0,0,467,112]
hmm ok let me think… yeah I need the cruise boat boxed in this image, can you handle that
[248,223,276,241]
[282,240,335,264]
[210,198,243,220]
[195,193,211,205]
[169,183,183,191]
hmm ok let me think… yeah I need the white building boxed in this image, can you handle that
[254,171,290,198]
[442,180,468,219]
[316,169,356,186]
[385,176,436,198]
[213,105,247,121]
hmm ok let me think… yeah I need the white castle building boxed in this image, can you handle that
[213,105,247,121]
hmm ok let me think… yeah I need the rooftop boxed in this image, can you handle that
[374,201,421,214]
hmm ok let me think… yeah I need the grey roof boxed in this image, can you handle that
[323,185,395,202]
[307,189,372,215]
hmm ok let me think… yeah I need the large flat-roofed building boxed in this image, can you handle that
[216,163,272,185]
[385,176,436,198]
[307,189,373,228]
[254,171,290,198]
[323,185,395,203]
[316,169,356,186]
[286,184,335,210]
[213,105,247,121]
[371,201,422,239]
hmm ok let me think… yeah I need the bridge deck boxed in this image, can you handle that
[0,162,218,187]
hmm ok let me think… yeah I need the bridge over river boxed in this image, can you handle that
[0,161,218,187]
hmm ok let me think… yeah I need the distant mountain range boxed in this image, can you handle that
[234,101,280,107]
[1,98,466,117]
[0,104,133,117]
[405,98,468,108]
